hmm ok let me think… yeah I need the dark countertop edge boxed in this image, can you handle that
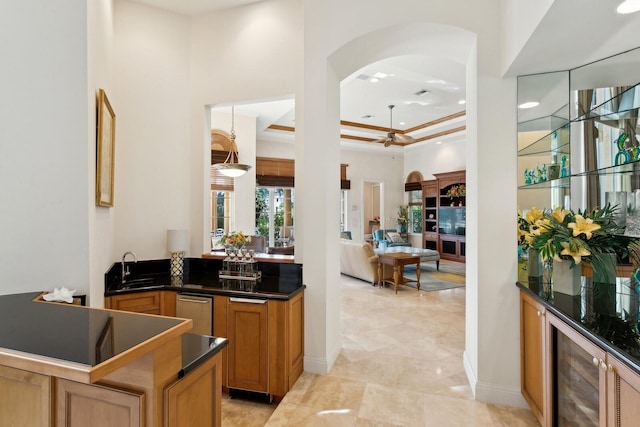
[179,334,228,379]
[105,283,306,300]
[516,282,640,375]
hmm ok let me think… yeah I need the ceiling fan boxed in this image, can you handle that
[372,104,415,147]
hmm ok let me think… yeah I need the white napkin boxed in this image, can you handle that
[43,287,77,303]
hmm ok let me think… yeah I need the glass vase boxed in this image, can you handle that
[552,259,582,295]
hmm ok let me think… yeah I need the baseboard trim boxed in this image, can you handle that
[303,339,341,375]
[463,351,528,408]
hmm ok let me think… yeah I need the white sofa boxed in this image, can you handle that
[340,238,392,285]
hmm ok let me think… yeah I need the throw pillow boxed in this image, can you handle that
[386,232,405,243]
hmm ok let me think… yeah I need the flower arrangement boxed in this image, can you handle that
[518,204,639,273]
[446,184,466,199]
[218,231,251,247]
[397,205,408,225]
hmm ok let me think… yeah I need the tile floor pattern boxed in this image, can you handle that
[221,261,539,426]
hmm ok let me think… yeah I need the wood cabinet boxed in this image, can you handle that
[214,291,304,400]
[520,291,547,426]
[606,353,640,426]
[421,170,466,262]
[0,365,51,427]
[227,297,269,393]
[164,350,223,427]
[56,378,145,427]
[520,289,640,426]
[104,290,176,316]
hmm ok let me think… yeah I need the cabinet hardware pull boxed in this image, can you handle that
[177,297,210,304]
[600,360,607,371]
[592,358,599,367]
[608,364,613,372]
[229,297,267,304]
[536,310,545,317]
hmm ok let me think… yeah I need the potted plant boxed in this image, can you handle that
[518,204,639,292]
[397,205,408,234]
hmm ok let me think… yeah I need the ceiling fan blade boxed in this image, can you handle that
[371,137,387,145]
[383,137,393,147]
[394,133,415,143]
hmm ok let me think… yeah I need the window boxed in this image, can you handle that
[210,190,233,248]
[256,187,294,247]
[408,189,422,233]
[340,190,348,232]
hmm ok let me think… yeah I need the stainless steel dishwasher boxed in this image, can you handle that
[176,293,213,336]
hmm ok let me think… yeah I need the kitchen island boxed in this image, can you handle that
[0,291,227,427]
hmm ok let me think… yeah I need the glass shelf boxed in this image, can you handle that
[573,84,640,122]
[518,123,571,156]
[518,176,570,190]
[572,160,640,177]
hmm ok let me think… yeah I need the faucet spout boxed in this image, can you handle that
[121,251,138,284]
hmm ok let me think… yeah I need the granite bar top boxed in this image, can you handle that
[517,275,640,374]
[180,333,228,378]
[105,257,304,300]
[0,292,227,380]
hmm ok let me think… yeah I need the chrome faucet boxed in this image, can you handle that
[121,251,138,283]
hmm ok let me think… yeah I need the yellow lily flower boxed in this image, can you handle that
[551,207,570,223]
[560,241,591,264]
[568,215,601,239]
[533,218,552,235]
[525,207,543,224]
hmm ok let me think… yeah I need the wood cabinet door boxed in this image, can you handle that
[0,365,51,427]
[520,291,547,426]
[607,353,640,426]
[108,291,161,314]
[227,298,268,393]
[56,378,144,427]
[165,352,222,427]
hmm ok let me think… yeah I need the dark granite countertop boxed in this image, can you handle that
[517,276,640,374]
[105,257,304,300]
[180,333,228,378]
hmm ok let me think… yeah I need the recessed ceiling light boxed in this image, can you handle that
[518,101,540,109]
[399,121,405,125]
[458,99,466,105]
[436,141,442,145]
[370,78,379,83]
[426,79,447,85]
[617,0,640,14]
[373,72,388,79]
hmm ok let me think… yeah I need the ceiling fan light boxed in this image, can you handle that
[617,0,640,14]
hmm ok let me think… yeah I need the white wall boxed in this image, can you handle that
[87,0,116,307]
[341,148,404,242]
[0,0,90,296]
[113,2,191,261]
[403,139,467,181]
[188,0,303,254]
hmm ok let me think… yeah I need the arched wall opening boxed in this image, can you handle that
[301,20,479,382]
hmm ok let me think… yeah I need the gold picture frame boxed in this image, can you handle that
[96,88,116,207]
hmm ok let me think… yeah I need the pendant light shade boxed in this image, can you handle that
[212,106,251,177]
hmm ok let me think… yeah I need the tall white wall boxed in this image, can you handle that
[88,0,116,307]
[113,1,191,261]
[0,0,90,296]
[188,0,303,255]
[403,139,467,181]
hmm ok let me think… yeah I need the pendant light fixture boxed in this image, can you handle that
[212,106,251,178]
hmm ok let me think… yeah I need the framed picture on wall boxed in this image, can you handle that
[96,88,116,207]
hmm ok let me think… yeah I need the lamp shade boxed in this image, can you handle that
[166,229,189,253]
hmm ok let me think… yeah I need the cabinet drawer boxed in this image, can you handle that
[109,291,161,314]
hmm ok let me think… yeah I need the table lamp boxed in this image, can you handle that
[166,229,188,277]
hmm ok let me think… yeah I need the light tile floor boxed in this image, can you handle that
[222,262,539,426]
